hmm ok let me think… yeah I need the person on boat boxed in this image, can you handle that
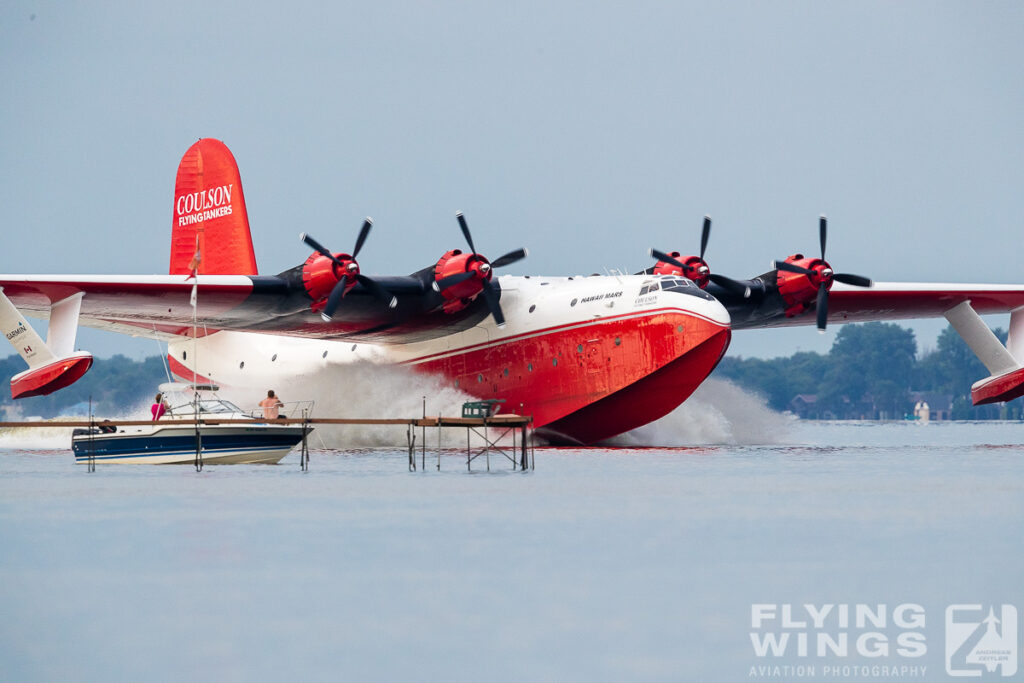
[151,393,169,420]
[259,390,285,419]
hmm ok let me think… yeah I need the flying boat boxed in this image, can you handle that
[3,139,1024,445]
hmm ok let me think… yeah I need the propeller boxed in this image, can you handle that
[434,211,528,327]
[301,218,397,322]
[773,215,872,331]
[650,216,752,297]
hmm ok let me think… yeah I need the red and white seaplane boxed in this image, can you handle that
[3,139,1024,444]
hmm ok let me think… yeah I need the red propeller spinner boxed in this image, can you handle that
[432,211,527,327]
[300,218,397,321]
[773,215,872,331]
[649,216,751,297]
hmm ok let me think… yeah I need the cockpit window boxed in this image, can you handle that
[639,280,661,296]
[654,275,716,301]
[659,277,693,292]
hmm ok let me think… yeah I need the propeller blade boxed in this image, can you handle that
[708,273,752,298]
[480,278,505,327]
[819,215,827,261]
[321,275,349,321]
[352,218,373,259]
[433,271,477,291]
[456,211,476,255]
[773,260,814,276]
[650,248,687,272]
[834,273,873,287]
[301,233,344,267]
[816,283,829,331]
[700,215,711,260]
[356,274,398,309]
[491,248,528,269]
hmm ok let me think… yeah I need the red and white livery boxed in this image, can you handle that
[3,139,1023,443]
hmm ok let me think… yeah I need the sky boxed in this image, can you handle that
[1,1,1022,360]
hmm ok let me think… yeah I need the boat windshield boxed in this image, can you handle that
[167,398,243,415]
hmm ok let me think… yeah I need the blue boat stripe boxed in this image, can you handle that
[72,431,303,458]
[74,444,290,462]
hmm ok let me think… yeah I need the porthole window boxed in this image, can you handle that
[503,368,509,377]
[614,337,621,346]
[477,374,483,383]
[529,305,536,313]
[182,351,187,360]
[677,325,683,332]
[577,344,583,353]
[323,350,328,358]
[351,344,357,352]
[552,358,558,367]
[570,298,578,306]
[527,363,533,372]
[239,361,245,369]
[271,354,278,362]
[455,379,460,388]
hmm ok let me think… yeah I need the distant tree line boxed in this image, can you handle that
[715,322,1022,420]
[0,355,168,419]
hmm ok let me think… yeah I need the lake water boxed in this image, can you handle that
[1,420,1022,682]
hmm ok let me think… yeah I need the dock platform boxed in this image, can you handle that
[0,414,535,472]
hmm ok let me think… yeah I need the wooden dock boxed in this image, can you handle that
[0,414,535,472]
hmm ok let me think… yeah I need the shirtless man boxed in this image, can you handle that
[259,390,285,419]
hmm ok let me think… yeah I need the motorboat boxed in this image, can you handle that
[71,383,313,465]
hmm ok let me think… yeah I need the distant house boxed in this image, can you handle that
[788,393,881,420]
[789,394,823,419]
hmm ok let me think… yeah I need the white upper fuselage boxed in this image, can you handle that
[166,273,732,389]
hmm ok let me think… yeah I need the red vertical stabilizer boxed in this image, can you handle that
[170,139,258,276]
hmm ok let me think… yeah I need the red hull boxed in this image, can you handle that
[412,308,731,444]
[540,329,731,444]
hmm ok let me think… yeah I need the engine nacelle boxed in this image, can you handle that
[302,251,358,311]
[776,253,834,317]
[434,249,491,313]
[652,252,711,288]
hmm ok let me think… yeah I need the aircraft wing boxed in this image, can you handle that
[727,282,1024,330]
[0,274,258,340]
[0,272,480,343]
[7,274,1024,337]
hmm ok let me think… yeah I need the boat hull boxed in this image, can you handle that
[71,423,307,465]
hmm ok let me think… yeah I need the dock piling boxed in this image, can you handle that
[300,408,310,471]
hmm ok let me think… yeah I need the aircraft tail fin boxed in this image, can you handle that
[170,139,258,276]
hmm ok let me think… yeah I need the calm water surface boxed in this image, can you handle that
[1,422,1022,681]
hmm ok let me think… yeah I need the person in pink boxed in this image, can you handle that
[151,393,169,420]
[259,389,284,419]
